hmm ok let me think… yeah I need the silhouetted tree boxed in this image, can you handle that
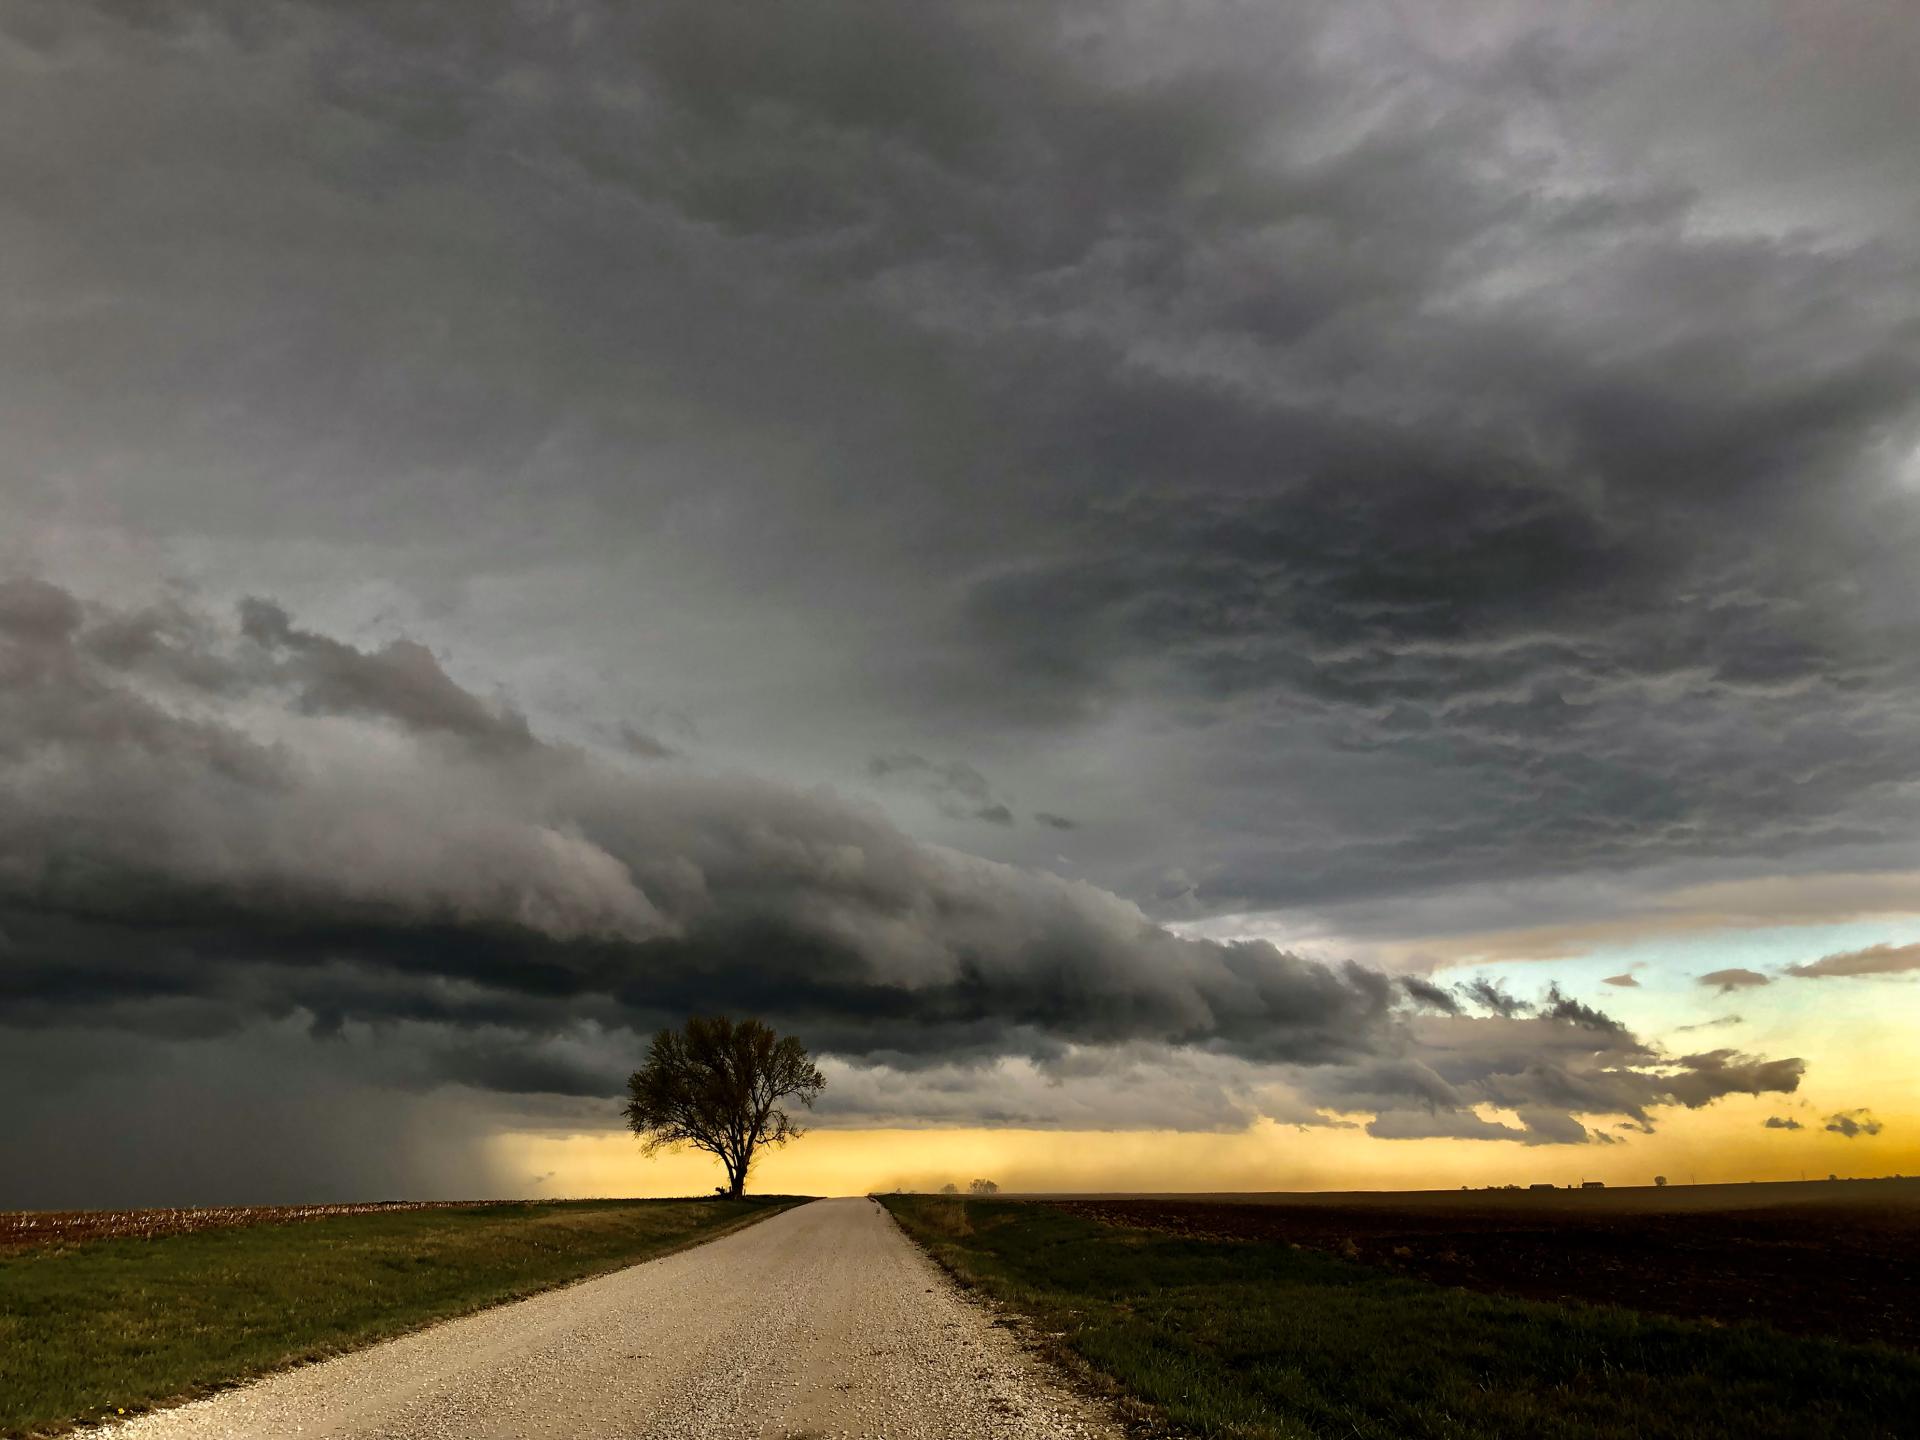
[939,1182,960,1195]
[623,1016,825,1198]
[969,1178,999,1196]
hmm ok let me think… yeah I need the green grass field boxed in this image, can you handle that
[882,1195,1920,1440]
[0,1196,799,1438]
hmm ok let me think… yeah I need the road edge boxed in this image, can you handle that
[25,1198,810,1440]
[872,1195,1174,1439]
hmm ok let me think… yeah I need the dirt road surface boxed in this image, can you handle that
[108,1197,1120,1440]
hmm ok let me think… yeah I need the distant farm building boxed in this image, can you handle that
[1582,1180,1605,1189]
[1529,1183,1557,1191]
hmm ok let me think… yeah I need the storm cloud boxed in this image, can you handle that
[0,584,1808,1198]
[2,0,1914,1198]
[1,0,1917,936]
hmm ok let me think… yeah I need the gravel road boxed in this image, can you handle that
[110,1197,1122,1440]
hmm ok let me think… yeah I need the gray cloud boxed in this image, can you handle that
[1458,978,1531,1019]
[1823,1109,1884,1139]
[0,584,1809,1199]
[238,597,536,753]
[1673,1015,1743,1033]
[1662,1050,1807,1108]
[1314,1021,1802,1148]
[1,584,1397,1073]
[1,1,1916,942]
[1399,977,1461,1014]
[1601,973,1640,988]
[1763,1116,1802,1131]
[868,751,1013,825]
[1788,941,1920,979]
[1697,968,1771,994]
[616,724,678,761]
[1,1,1909,1195]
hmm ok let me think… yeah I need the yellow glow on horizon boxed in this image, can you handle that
[487,1094,1919,1200]
[487,972,1919,1200]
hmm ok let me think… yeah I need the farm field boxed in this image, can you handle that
[0,1195,800,1438]
[0,1201,495,1255]
[883,1189,1920,1440]
[1046,1177,1920,1350]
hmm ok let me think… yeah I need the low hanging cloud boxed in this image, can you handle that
[1788,942,1920,979]
[1697,968,1771,994]
[1762,1116,1803,1131]
[0,582,1814,1200]
[1313,1028,1804,1147]
[1823,1109,1884,1139]
[868,751,1014,826]
[5,0,1919,953]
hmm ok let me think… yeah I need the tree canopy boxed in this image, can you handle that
[623,1015,825,1197]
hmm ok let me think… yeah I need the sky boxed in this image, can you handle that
[3,0,1919,1205]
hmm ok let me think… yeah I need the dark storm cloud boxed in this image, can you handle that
[1787,941,1920,979]
[3,0,1918,935]
[0,586,1805,1176]
[0,584,1396,1077]
[1,2,1910,1196]
[1823,1109,1884,1140]
[1698,968,1771,994]
[1033,813,1078,832]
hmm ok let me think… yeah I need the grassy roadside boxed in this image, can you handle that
[0,1196,802,1438]
[882,1195,1920,1440]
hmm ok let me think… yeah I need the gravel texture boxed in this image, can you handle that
[108,1197,1122,1439]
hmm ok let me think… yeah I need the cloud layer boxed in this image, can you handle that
[0,583,1809,1197]
[1789,942,1920,979]
[2,2,1914,1197]
[2,1,1918,944]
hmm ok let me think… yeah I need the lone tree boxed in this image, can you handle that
[623,1016,825,1198]
[969,1178,1000,1196]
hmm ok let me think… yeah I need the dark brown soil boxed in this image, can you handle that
[0,1200,485,1254]
[1044,1177,1920,1351]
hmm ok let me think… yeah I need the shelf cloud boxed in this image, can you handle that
[0,583,1810,1196]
